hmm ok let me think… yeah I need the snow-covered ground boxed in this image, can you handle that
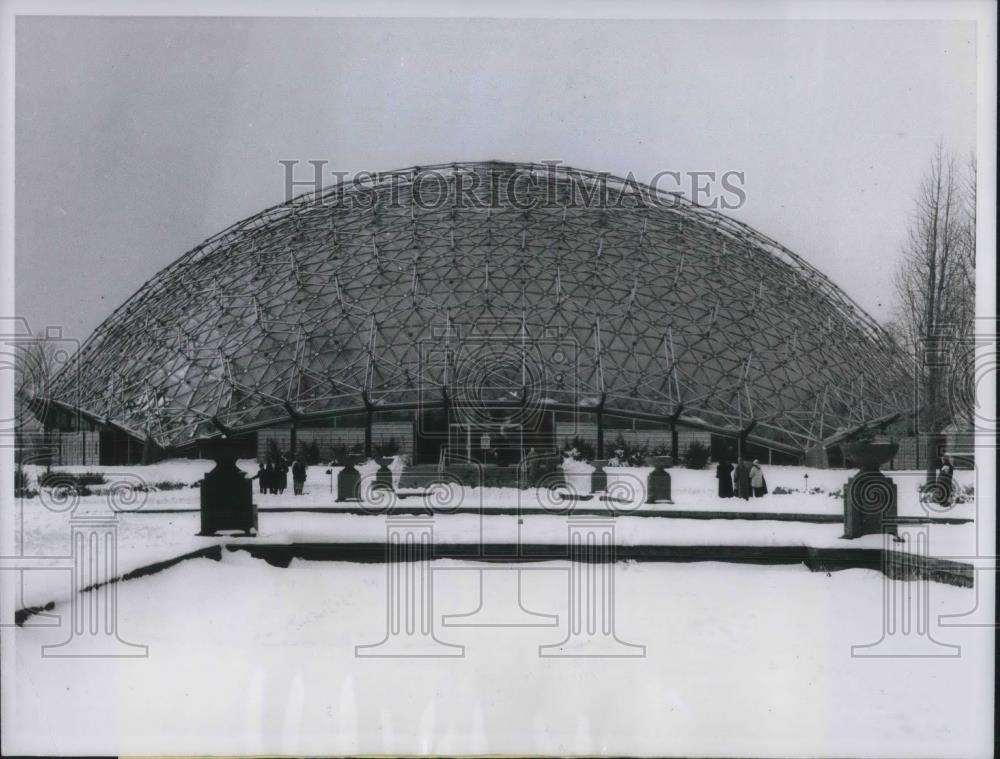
[5,554,993,757]
[3,459,992,756]
[6,459,983,610]
[7,459,982,610]
[17,455,981,516]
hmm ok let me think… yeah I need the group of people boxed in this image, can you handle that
[715,457,767,500]
[716,454,958,505]
[252,456,308,495]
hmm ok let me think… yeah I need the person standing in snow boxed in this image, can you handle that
[252,461,266,494]
[277,456,288,494]
[749,459,767,498]
[524,447,540,486]
[716,458,734,498]
[291,458,307,495]
[263,460,275,494]
[734,457,751,500]
[936,455,954,506]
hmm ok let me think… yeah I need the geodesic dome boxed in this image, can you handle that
[45,161,912,453]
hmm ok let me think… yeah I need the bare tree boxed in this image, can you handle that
[12,340,63,466]
[14,340,59,414]
[892,145,976,479]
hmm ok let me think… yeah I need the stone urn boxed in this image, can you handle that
[337,453,359,469]
[842,442,898,473]
[199,436,241,466]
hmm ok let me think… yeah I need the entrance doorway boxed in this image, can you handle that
[447,421,525,466]
[414,407,556,465]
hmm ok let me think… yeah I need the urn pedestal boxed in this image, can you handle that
[336,456,361,502]
[374,457,395,492]
[590,459,608,494]
[645,456,673,504]
[199,439,257,536]
[842,443,899,539]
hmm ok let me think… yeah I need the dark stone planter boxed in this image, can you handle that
[374,457,395,491]
[842,443,899,539]
[336,456,361,502]
[843,442,899,472]
[198,438,257,536]
[590,459,608,494]
[645,456,673,504]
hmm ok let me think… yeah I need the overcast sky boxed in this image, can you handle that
[14,15,977,343]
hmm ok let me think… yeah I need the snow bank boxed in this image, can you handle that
[5,558,992,757]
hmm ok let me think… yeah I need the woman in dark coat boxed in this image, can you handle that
[716,460,734,498]
[263,461,275,494]
[936,456,954,506]
[277,459,289,494]
[291,458,307,495]
[253,461,266,494]
[734,457,751,500]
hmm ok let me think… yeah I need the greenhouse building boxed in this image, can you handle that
[29,162,914,468]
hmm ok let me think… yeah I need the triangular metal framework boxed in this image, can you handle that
[45,162,912,452]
